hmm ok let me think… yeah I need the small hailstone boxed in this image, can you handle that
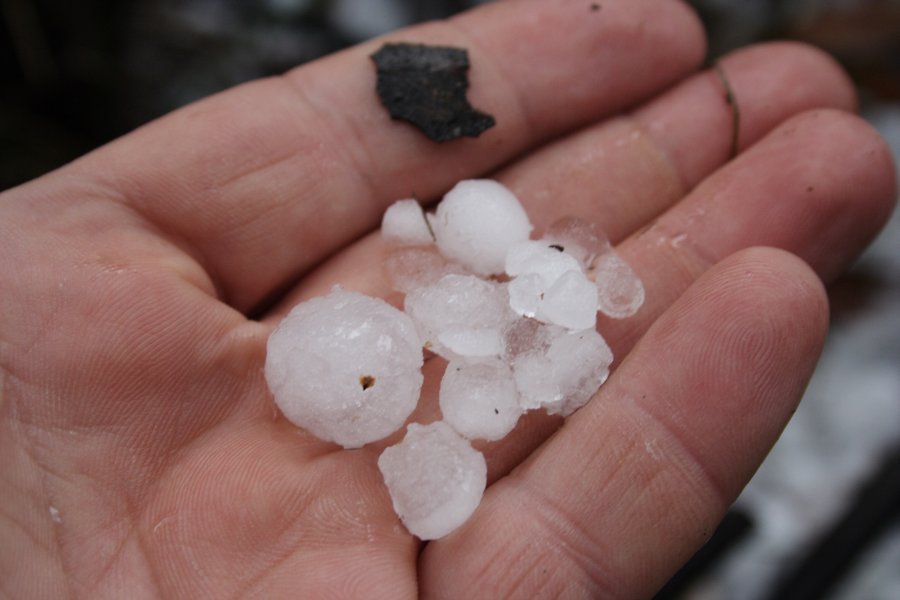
[385,247,466,294]
[378,421,487,540]
[544,329,614,415]
[433,180,532,275]
[513,328,613,416]
[539,270,599,331]
[265,289,423,448]
[440,359,523,441]
[538,216,644,319]
[543,216,612,269]
[404,274,513,361]
[592,251,645,319]
[505,240,582,285]
[504,241,596,329]
[382,199,435,246]
[507,273,543,319]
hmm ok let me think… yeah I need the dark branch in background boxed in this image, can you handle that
[765,445,900,600]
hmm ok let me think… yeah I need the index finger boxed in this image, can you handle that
[64,0,705,312]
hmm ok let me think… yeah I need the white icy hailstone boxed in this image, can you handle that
[433,180,532,275]
[265,288,423,448]
[505,240,582,284]
[378,421,487,540]
[440,360,523,441]
[381,199,434,246]
[513,328,613,417]
[404,274,513,361]
[540,215,645,320]
[507,273,543,319]
[505,240,597,330]
[539,270,599,331]
[592,251,645,319]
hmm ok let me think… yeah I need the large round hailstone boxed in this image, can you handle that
[378,422,487,540]
[440,360,523,441]
[513,328,613,417]
[265,289,423,448]
[433,179,532,275]
[404,274,513,361]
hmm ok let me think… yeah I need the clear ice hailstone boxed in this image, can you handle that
[265,289,423,449]
[404,274,513,361]
[385,247,467,294]
[543,216,612,269]
[440,359,523,441]
[501,318,565,362]
[513,328,613,417]
[592,251,645,319]
[381,199,435,246]
[378,421,487,540]
[433,179,532,276]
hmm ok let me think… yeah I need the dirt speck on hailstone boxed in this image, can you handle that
[371,42,496,142]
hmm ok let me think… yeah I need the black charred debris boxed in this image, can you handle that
[371,42,496,142]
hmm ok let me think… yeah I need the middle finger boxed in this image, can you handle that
[274,41,856,315]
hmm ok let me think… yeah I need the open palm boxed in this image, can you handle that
[1,1,896,598]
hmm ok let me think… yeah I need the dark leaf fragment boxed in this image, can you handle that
[371,42,496,142]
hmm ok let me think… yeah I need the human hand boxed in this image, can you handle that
[1,0,896,597]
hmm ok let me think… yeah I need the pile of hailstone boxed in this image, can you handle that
[265,180,644,540]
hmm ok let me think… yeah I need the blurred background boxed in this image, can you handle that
[2,0,899,597]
